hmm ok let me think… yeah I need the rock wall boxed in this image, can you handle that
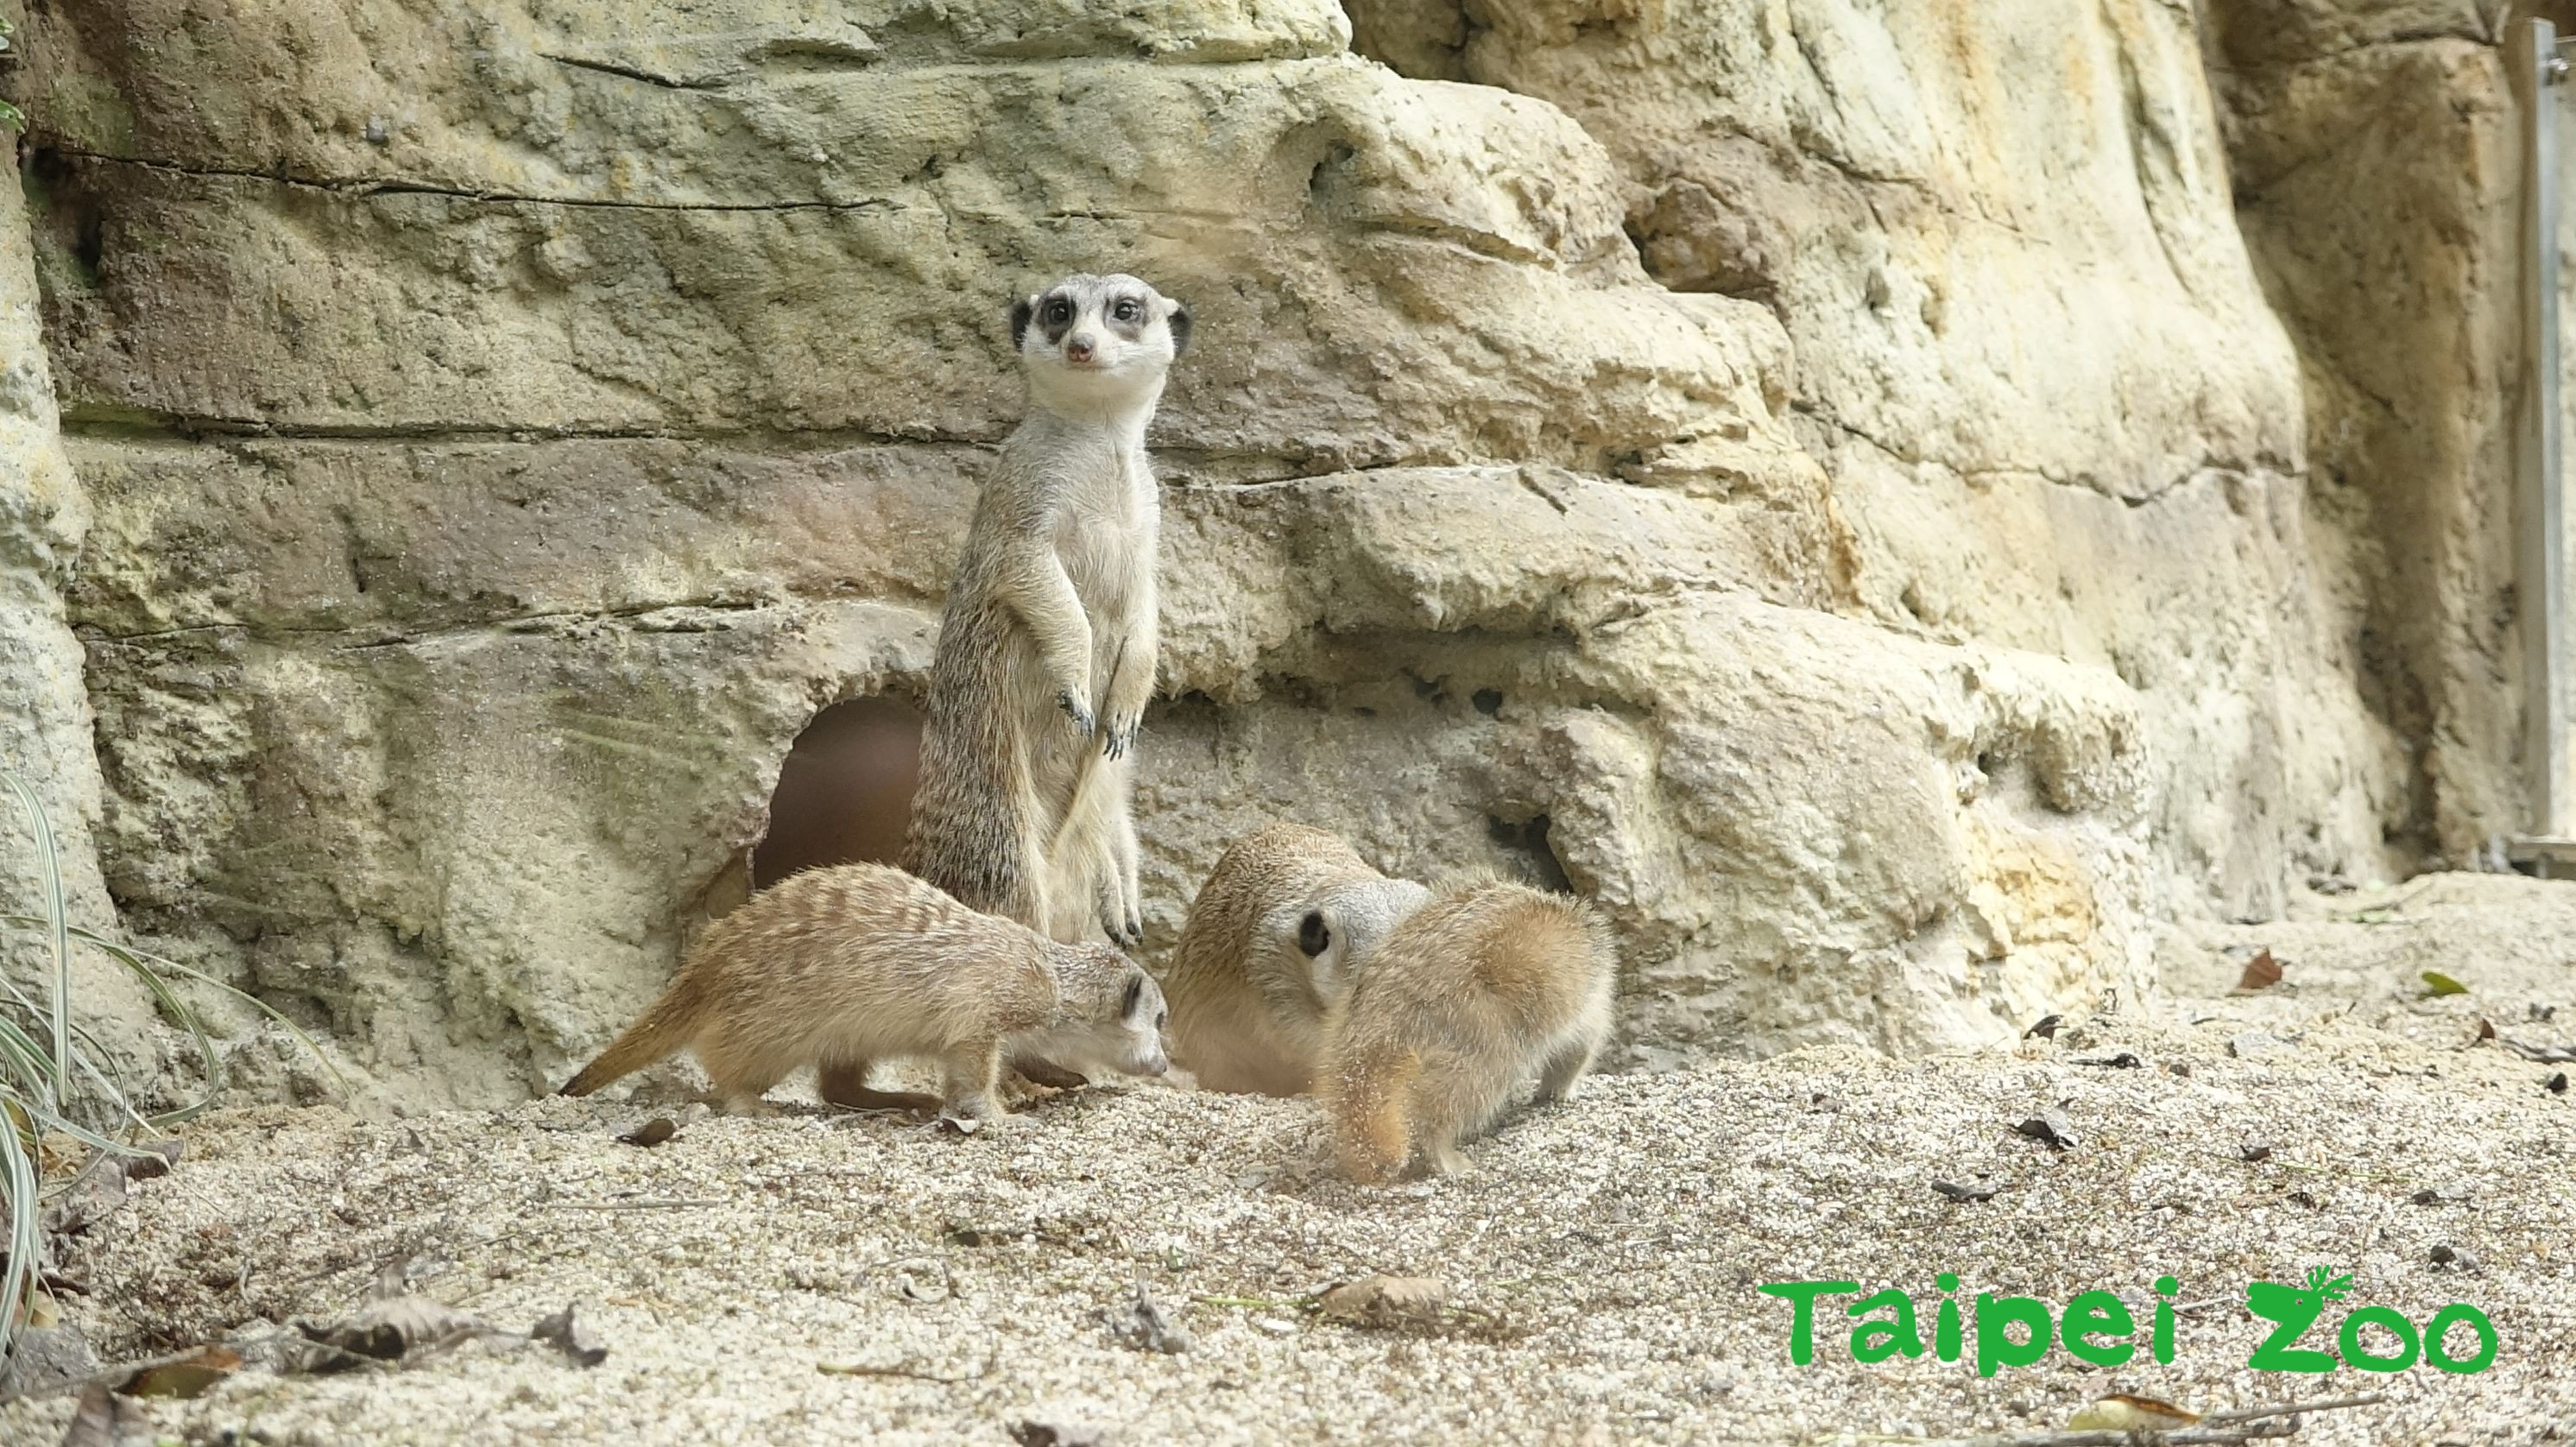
[0,148,145,1057]
[1346,0,2417,900]
[2204,0,2526,862]
[0,0,2524,1105]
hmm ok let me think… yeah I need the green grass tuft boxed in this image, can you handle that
[0,767,344,1362]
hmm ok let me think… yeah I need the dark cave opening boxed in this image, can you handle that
[751,696,925,889]
[1487,812,1575,894]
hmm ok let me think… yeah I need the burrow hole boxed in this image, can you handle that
[752,696,925,888]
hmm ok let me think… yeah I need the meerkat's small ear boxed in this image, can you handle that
[1297,910,1330,957]
[1166,300,1192,357]
[1009,295,1036,351]
[1120,971,1146,1018]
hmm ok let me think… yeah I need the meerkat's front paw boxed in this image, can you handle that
[938,1086,1013,1124]
[939,1104,1031,1134]
[1100,903,1144,950]
[957,1108,1036,1134]
[1058,690,1097,736]
[1101,711,1141,759]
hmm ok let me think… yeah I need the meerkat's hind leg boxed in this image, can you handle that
[709,1065,786,1117]
[1079,756,1140,949]
[1002,816,1097,1087]
[1007,783,1102,1089]
[1075,815,1134,950]
[698,1033,790,1117]
[1088,827,1139,950]
[1419,1138,1477,1179]
[818,1058,945,1115]
[1053,760,1135,948]
[1536,976,1617,1104]
[1390,1068,1475,1179]
[1422,1045,1514,1148]
[816,1060,872,1109]
[1534,1023,1606,1105]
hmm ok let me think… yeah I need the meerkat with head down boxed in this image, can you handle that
[1318,875,1617,1182]
[559,863,1168,1120]
[816,275,1187,1106]
[1163,823,1430,1096]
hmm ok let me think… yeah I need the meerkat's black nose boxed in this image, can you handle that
[1066,335,1095,363]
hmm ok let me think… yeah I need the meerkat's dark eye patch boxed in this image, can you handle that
[1041,294,1076,340]
[1111,296,1141,325]
[1297,911,1330,957]
[1167,303,1192,357]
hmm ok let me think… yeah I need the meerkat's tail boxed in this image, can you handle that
[559,977,706,1096]
[1325,1046,1422,1185]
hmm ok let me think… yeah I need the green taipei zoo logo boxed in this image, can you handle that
[1759,1267,2497,1376]
[2244,1267,2496,1374]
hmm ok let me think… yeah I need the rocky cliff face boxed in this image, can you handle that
[0,0,2529,1106]
[2206,0,2528,860]
[0,146,144,1052]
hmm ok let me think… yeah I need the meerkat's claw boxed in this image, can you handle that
[1058,691,1097,736]
[1102,711,1141,759]
[955,1107,1036,1134]
[1102,907,1143,950]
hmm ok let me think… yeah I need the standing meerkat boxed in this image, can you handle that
[1163,823,1430,1096]
[559,863,1170,1119]
[1318,876,1617,1182]
[822,274,1184,1106]
[901,271,1190,948]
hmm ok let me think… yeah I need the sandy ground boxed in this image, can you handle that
[3,873,2573,1445]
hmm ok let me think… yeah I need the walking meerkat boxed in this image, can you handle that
[559,863,1170,1119]
[1318,876,1617,1183]
[1163,823,1430,1096]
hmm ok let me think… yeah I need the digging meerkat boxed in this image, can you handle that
[1318,875,1617,1182]
[559,863,1169,1120]
[1162,822,1430,1096]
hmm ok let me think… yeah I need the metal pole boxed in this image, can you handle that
[2509,19,2573,872]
